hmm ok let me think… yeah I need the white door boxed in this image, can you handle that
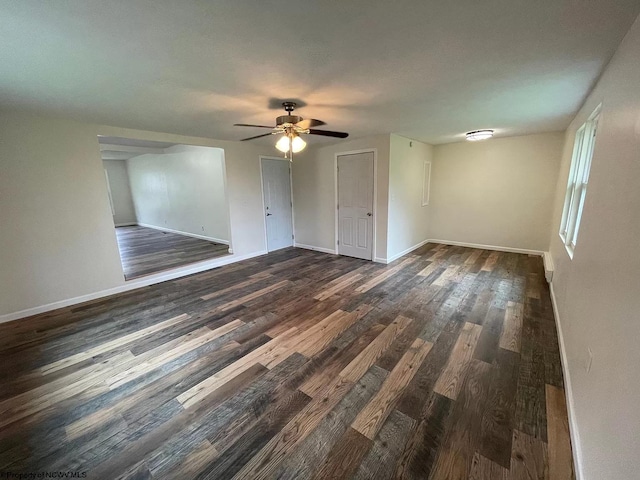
[338,152,374,260]
[261,158,294,252]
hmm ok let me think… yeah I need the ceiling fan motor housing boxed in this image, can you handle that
[276,115,302,126]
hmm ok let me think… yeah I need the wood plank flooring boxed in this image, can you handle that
[115,225,229,280]
[0,244,574,479]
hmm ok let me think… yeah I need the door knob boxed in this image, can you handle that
[266,213,273,216]
[367,212,372,216]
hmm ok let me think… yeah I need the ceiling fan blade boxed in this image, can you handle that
[296,118,326,129]
[240,133,274,141]
[233,124,275,129]
[308,129,349,138]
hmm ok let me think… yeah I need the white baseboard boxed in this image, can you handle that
[427,238,544,256]
[294,242,337,255]
[296,239,429,265]
[0,250,267,324]
[137,223,230,245]
[297,238,537,264]
[386,239,430,263]
[549,282,583,480]
[114,222,137,227]
[543,251,554,283]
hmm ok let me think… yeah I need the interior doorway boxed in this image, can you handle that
[260,156,294,252]
[99,136,232,280]
[337,151,375,260]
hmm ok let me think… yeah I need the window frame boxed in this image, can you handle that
[559,105,601,258]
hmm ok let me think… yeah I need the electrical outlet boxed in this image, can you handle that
[201,226,205,232]
[585,347,593,373]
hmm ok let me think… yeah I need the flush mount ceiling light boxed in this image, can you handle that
[465,130,494,141]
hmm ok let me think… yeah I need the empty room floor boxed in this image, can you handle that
[115,225,230,280]
[0,244,574,479]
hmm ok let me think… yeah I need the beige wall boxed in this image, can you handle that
[292,134,390,260]
[103,159,137,226]
[292,132,561,261]
[387,134,432,260]
[430,133,564,252]
[0,110,272,319]
[127,145,230,243]
[547,15,640,480]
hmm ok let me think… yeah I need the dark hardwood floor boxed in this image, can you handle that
[0,244,574,479]
[115,225,230,280]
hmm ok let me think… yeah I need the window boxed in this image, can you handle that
[559,105,600,258]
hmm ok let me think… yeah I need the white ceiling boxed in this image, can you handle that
[1,1,638,145]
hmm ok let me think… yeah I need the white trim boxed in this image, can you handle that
[549,281,584,480]
[114,222,137,227]
[334,155,339,256]
[422,160,431,206]
[294,243,337,255]
[543,251,554,283]
[104,169,115,216]
[386,239,430,263]
[259,156,270,253]
[0,250,267,324]
[303,239,536,263]
[259,156,295,253]
[220,149,235,253]
[99,143,166,156]
[289,161,297,247]
[136,223,230,245]
[427,239,544,256]
[334,148,378,261]
[372,151,378,261]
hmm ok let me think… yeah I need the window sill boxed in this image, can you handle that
[559,233,574,259]
[564,243,574,260]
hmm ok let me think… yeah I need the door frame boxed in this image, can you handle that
[220,149,235,254]
[334,148,378,261]
[259,155,296,253]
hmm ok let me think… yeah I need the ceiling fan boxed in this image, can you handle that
[234,102,349,157]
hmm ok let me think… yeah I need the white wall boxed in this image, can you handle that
[292,134,390,260]
[127,145,229,243]
[547,15,640,480]
[0,110,273,319]
[430,133,564,252]
[103,159,137,226]
[387,134,433,261]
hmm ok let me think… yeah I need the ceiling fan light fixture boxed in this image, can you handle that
[275,135,290,153]
[275,134,306,153]
[291,135,306,153]
[465,130,494,141]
